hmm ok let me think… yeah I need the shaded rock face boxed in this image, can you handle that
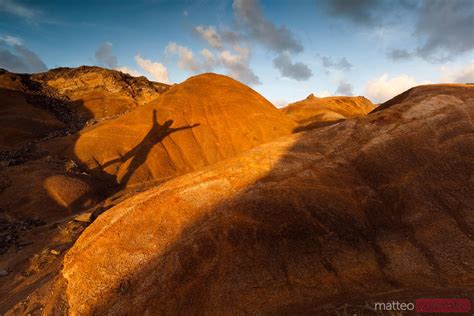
[0,71,66,152]
[58,85,473,314]
[281,94,375,131]
[0,160,103,220]
[58,73,297,188]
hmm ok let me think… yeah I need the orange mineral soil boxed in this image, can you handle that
[0,65,472,315]
[281,93,375,130]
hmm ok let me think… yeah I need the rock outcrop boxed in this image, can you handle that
[44,84,473,314]
[0,66,169,153]
[281,93,375,130]
[32,66,170,120]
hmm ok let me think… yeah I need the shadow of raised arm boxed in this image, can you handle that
[169,123,200,132]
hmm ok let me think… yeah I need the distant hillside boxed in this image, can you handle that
[281,93,375,130]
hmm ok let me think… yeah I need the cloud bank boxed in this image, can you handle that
[326,0,474,62]
[440,62,474,84]
[134,55,169,83]
[232,0,311,81]
[233,0,303,54]
[195,26,222,49]
[365,73,431,103]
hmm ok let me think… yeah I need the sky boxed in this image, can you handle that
[0,0,473,105]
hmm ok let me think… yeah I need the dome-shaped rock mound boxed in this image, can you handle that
[35,84,473,314]
[63,73,297,187]
[0,160,102,220]
[281,94,375,130]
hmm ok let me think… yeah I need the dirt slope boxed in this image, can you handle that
[281,93,375,130]
[49,73,297,188]
[0,70,66,152]
[24,84,473,314]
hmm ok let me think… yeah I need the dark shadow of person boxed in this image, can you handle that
[101,109,199,188]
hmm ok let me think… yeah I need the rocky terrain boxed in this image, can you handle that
[42,73,297,188]
[0,66,472,315]
[281,93,375,131]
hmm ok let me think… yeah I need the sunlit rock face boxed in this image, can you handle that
[56,84,473,314]
[56,73,297,188]
[281,94,375,130]
[32,66,170,120]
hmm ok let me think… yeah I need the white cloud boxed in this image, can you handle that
[134,55,169,83]
[195,25,222,48]
[0,0,37,18]
[165,42,200,72]
[200,48,214,61]
[219,49,260,85]
[365,74,431,103]
[316,90,331,98]
[182,10,188,16]
[115,66,142,77]
[165,39,258,85]
[440,62,474,83]
[272,99,288,108]
[0,34,22,45]
[166,42,219,73]
[200,48,218,70]
[220,50,242,64]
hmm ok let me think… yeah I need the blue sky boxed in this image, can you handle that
[1,0,473,105]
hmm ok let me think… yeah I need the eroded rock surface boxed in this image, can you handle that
[32,66,170,120]
[281,93,375,130]
[52,84,473,314]
[53,73,297,188]
[0,68,299,314]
